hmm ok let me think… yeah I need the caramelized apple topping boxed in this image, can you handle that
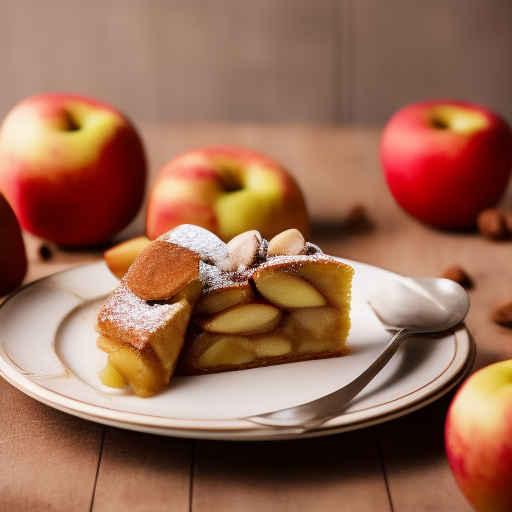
[252,334,292,357]
[253,268,327,309]
[198,336,256,368]
[104,236,150,280]
[194,283,254,315]
[195,302,282,335]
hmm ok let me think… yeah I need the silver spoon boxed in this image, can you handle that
[245,277,470,433]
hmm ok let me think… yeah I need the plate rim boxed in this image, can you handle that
[0,260,475,440]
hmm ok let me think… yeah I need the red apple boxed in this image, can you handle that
[381,100,512,229]
[445,360,512,512]
[0,93,147,246]
[146,145,310,242]
[0,192,27,296]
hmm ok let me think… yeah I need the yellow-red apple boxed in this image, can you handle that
[381,100,512,229]
[0,93,147,246]
[0,192,27,296]
[104,235,150,279]
[445,360,512,512]
[146,146,310,242]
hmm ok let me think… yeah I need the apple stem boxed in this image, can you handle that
[431,117,449,130]
[62,110,81,131]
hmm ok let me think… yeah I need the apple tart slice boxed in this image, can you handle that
[96,224,354,397]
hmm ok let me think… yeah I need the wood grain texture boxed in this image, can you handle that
[192,430,390,512]
[375,393,474,512]
[91,428,192,512]
[0,379,103,512]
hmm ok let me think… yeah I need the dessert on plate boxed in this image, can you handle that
[96,225,354,397]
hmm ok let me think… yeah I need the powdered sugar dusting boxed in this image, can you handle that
[262,252,333,268]
[199,261,252,292]
[98,280,183,348]
[158,224,229,267]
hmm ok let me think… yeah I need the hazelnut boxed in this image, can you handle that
[440,266,473,289]
[491,300,512,328]
[477,209,507,239]
[346,203,372,232]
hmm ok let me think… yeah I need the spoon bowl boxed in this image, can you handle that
[368,277,470,332]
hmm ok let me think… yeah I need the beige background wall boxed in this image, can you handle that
[1,0,511,126]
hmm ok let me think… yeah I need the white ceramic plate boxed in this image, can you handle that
[0,260,475,440]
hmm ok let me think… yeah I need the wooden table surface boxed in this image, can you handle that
[2,123,511,512]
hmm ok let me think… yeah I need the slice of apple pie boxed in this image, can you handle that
[96,225,354,397]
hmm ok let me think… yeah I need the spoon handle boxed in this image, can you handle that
[246,328,415,432]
